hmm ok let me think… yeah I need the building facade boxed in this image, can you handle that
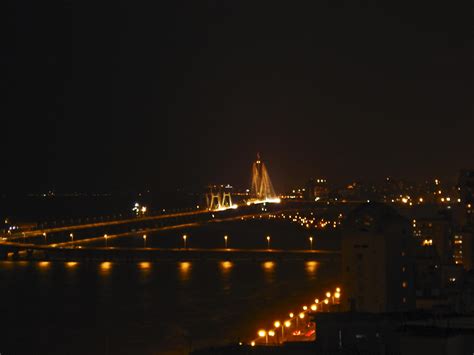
[342,202,416,313]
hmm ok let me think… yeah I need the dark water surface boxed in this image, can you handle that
[1,221,340,355]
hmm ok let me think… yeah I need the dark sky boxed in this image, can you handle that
[3,1,473,193]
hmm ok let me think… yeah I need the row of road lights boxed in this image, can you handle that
[254,287,341,346]
[40,233,315,250]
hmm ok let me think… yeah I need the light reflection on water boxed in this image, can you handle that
[38,261,50,269]
[179,261,192,281]
[0,258,338,355]
[100,261,112,274]
[139,261,151,270]
[262,261,275,271]
[219,260,233,274]
[305,261,319,277]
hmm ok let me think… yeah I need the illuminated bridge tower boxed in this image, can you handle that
[221,190,233,208]
[206,186,222,210]
[250,153,278,202]
[206,185,236,211]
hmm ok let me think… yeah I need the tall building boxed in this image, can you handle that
[453,230,474,270]
[412,217,453,264]
[459,170,474,203]
[458,170,474,226]
[341,202,416,313]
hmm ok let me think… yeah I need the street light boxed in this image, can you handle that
[268,330,275,343]
[324,298,329,311]
[303,305,308,311]
[183,234,187,249]
[69,233,73,242]
[224,235,228,249]
[289,312,294,318]
[266,236,271,249]
[104,234,108,247]
[336,287,341,293]
[311,304,317,311]
[283,320,291,340]
[143,234,147,247]
[309,236,313,250]
[258,330,268,344]
[274,321,281,341]
[315,298,319,304]
[43,232,47,244]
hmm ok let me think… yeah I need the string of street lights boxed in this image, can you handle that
[249,287,342,346]
[39,232,318,251]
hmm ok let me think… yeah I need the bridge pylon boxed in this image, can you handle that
[221,191,233,208]
[206,186,222,210]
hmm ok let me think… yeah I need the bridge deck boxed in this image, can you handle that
[0,242,340,262]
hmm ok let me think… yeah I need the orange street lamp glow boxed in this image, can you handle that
[268,330,275,337]
[289,312,294,318]
[274,321,281,328]
[303,305,308,311]
[258,330,266,337]
[336,287,341,293]
[315,298,319,304]
[324,299,329,304]
[284,320,291,327]
[311,304,317,311]
[299,312,305,319]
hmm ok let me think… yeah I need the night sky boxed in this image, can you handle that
[4,1,473,193]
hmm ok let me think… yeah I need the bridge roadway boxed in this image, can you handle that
[2,244,340,262]
[8,209,210,238]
